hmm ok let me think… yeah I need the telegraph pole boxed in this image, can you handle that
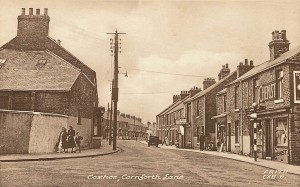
[109,98,113,145]
[107,29,126,150]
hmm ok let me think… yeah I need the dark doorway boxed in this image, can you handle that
[227,123,231,152]
[265,119,272,158]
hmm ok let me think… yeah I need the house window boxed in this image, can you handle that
[253,78,258,103]
[223,95,227,112]
[234,86,239,109]
[77,109,81,125]
[275,118,288,146]
[235,121,240,144]
[276,70,283,99]
[196,100,200,116]
[187,103,191,123]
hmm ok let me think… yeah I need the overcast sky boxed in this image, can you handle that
[1,0,300,123]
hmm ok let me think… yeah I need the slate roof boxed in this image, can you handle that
[0,49,81,91]
[191,70,237,100]
[230,45,300,84]
[103,111,147,127]
[157,96,189,117]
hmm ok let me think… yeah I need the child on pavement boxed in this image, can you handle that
[75,132,83,153]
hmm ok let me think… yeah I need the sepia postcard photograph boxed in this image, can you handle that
[0,0,300,186]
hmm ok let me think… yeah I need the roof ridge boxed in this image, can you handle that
[45,50,81,72]
[47,37,95,73]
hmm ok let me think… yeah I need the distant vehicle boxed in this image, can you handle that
[148,136,159,147]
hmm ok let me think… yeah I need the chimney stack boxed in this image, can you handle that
[237,59,254,77]
[16,8,50,50]
[203,78,216,90]
[173,95,180,103]
[189,86,201,97]
[269,29,290,61]
[180,91,189,100]
[218,64,230,80]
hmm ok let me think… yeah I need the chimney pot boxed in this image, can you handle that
[240,62,243,65]
[226,63,228,68]
[57,39,61,45]
[250,60,253,66]
[21,8,25,15]
[29,8,33,15]
[245,59,248,65]
[36,9,40,15]
[44,8,48,16]
[222,65,225,69]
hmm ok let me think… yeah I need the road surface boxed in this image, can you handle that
[1,140,299,187]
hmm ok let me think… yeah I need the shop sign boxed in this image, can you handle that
[294,71,300,103]
[259,83,276,102]
[176,118,187,125]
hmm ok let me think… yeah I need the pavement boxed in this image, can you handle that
[140,141,300,176]
[0,140,119,162]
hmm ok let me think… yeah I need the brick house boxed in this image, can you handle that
[0,8,102,153]
[190,64,240,149]
[156,88,201,148]
[223,30,300,165]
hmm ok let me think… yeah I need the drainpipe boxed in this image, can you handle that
[191,101,194,149]
[240,80,243,155]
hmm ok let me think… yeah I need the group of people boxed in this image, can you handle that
[57,126,83,153]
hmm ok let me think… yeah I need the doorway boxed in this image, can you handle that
[265,119,272,158]
[227,123,231,152]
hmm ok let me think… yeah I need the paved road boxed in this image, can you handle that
[0,140,299,187]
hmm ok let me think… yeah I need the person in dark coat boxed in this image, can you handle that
[67,126,76,153]
[199,132,205,151]
[75,132,83,153]
[57,127,68,153]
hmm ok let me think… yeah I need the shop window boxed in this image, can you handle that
[234,86,239,109]
[256,122,263,146]
[275,118,288,146]
[276,70,283,99]
[235,121,240,144]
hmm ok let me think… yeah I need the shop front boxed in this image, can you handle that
[252,109,290,164]
[212,114,227,152]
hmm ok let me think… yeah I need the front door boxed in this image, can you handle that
[227,123,231,152]
[265,119,272,158]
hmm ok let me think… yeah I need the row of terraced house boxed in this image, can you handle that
[102,110,149,141]
[156,30,300,165]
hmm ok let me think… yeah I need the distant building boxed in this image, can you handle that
[102,110,148,140]
[0,8,103,154]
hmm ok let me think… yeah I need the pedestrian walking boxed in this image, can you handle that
[67,126,76,153]
[57,127,68,153]
[199,132,205,151]
[75,132,83,153]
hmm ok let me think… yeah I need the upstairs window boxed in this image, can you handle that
[196,100,200,116]
[223,95,227,112]
[253,78,258,103]
[276,70,283,99]
[234,86,239,109]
